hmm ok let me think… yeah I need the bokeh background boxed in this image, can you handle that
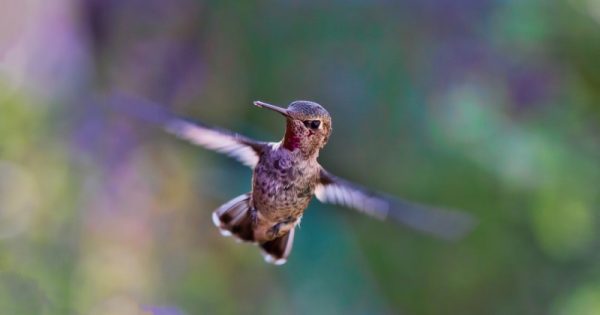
[1,0,599,314]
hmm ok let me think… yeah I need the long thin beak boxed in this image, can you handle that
[253,101,290,117]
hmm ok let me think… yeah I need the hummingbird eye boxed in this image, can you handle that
[304,120,321,129]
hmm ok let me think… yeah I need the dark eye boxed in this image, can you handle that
[304,120,321,129]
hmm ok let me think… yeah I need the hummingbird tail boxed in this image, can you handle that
[212,193,296,265]
[259,229,295,265]
[212,193,255,242]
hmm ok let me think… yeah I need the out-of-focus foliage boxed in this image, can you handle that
[0,0,599,314]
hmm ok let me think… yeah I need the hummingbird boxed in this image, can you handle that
[112,94,475,265]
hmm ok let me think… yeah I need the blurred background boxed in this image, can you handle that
[1,0,599,314]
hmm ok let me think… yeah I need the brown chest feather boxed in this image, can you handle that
[251,149,318,221]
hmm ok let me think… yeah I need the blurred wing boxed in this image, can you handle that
[164,120,262,167]
[109,92,264,168]
[315,168,476,240]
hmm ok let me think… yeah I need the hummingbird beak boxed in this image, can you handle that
[253,101,290,118]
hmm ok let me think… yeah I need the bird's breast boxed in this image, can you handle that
[251,154,318,221]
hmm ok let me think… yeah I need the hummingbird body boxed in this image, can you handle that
[113,94,475,265]
[212,101,333,263]
[251,143,320,240]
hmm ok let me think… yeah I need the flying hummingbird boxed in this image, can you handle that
[112,94,475,265]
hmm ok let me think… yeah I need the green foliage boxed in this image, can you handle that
[0,0,599,314]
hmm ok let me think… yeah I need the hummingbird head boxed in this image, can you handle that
[254,100,332,157]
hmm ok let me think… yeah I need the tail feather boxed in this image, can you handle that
[212,193,296,265]
[260,229,295,265]
[212,193,255,242]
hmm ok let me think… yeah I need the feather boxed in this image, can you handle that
[109,92,265,168]
[315,168,476,240]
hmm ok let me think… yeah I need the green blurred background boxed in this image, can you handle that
[1,0,599,314]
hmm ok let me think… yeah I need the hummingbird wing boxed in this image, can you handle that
[315,168,476,240]
[109,92,265,168]
[165,120,263,168]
